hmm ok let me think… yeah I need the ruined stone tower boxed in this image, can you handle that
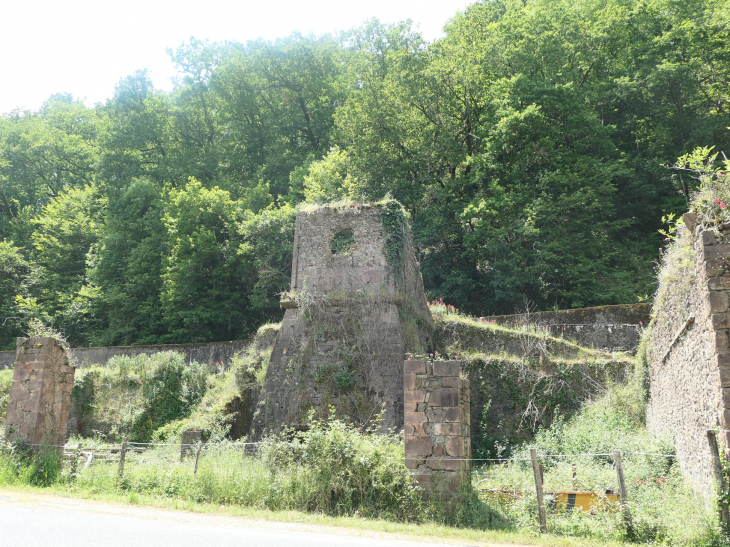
[249,201,433,438]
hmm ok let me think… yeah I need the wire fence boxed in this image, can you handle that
[0,433,723,536]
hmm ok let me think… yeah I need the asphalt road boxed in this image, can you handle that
[0,490,477,547]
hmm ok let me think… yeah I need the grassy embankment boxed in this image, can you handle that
[0,311,726,545]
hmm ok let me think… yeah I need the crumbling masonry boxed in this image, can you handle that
[647,212,730,497]
[404,359,471,494]
[5,337,75,447]
[249,203,433,438]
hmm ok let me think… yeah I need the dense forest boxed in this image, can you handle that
[0,0,728,349]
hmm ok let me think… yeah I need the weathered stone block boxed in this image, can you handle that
[405,411,428,423]
[713,314,730,330]
[405,436,433,456]
[702,231,718,246]
[432,361,460,377]
[429,388,459,407]
[405,390,426,403]
[709,291,730,313]
[709,277,730,291]
[404,360,426,373]
[703,245,730,261]
[717,331,730,350]
[433,422,460,436]
[706,258,726,277]
[442,376,462,388]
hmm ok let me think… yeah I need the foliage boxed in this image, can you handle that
[153,345,271,443]
[0,369,12,429]
[477,381,723,545]
[380,198,408,284]
[1,0,730,347]
[71,352,209,442]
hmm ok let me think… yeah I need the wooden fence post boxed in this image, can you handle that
[530,448,547,532]
[613,450,634,538]
[706,430,730,526]
[117,438,127,479]
[194,441,203,475]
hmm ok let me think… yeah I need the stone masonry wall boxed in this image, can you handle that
[250,204,433,439]
[5,337,75,447]
[647,213,730,497]
[0,338,253,371]
[404,359,470,494]
[485,304,651,353]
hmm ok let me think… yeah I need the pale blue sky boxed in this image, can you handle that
[0,0,473,113]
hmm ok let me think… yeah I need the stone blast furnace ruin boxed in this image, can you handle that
[249,202,434,438]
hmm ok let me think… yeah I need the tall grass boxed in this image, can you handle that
[475,382,727,545]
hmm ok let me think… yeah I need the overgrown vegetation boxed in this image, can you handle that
[0,368,11,428]
[3,0,728,349]
[70,352,209,442]
[476,380,725,545]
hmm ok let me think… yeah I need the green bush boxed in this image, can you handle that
[0,369,12,431]
[68,414,424,521]
[476,381,724,545]
[0,440,62,487]
[71,352,209,442]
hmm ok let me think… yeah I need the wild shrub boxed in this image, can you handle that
[71,352,209,442]
[0,368,12,429]
[263,412,421,519]
[0,439,62,487]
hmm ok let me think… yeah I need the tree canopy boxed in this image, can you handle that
[1,0,728,349]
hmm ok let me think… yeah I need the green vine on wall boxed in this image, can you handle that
[380,199,408,285]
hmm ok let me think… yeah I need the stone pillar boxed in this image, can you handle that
[5,337,75,447]
[404,359,470,494]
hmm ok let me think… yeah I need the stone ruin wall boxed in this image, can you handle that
[486,303,652,353]
[249,204,433,439]
[647,213,730,496]
[0,338,253,371]
[5,337,75,447]
[404,359,470,494]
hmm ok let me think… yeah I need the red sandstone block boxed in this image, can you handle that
[404,360,426,373]
[405,390,426,403]
[405,458,420,469]
[404,402,418,412]
[703,231,718,246]
[710,291,730,313]
[707,259,726,277]
[445,407,461,422]
[442,376,461,389]
[426,457,467,471]
[709,277,730,291]
[713,314,730,330]
[445,437,466,457]
[705,245,730,261]
[406,436,434,456]
[434,423,460,436]
[405,411,428,424]
[432,361,460,377]
[429,388,460,407]
[11,388,29,401]
[404,374,416,391]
